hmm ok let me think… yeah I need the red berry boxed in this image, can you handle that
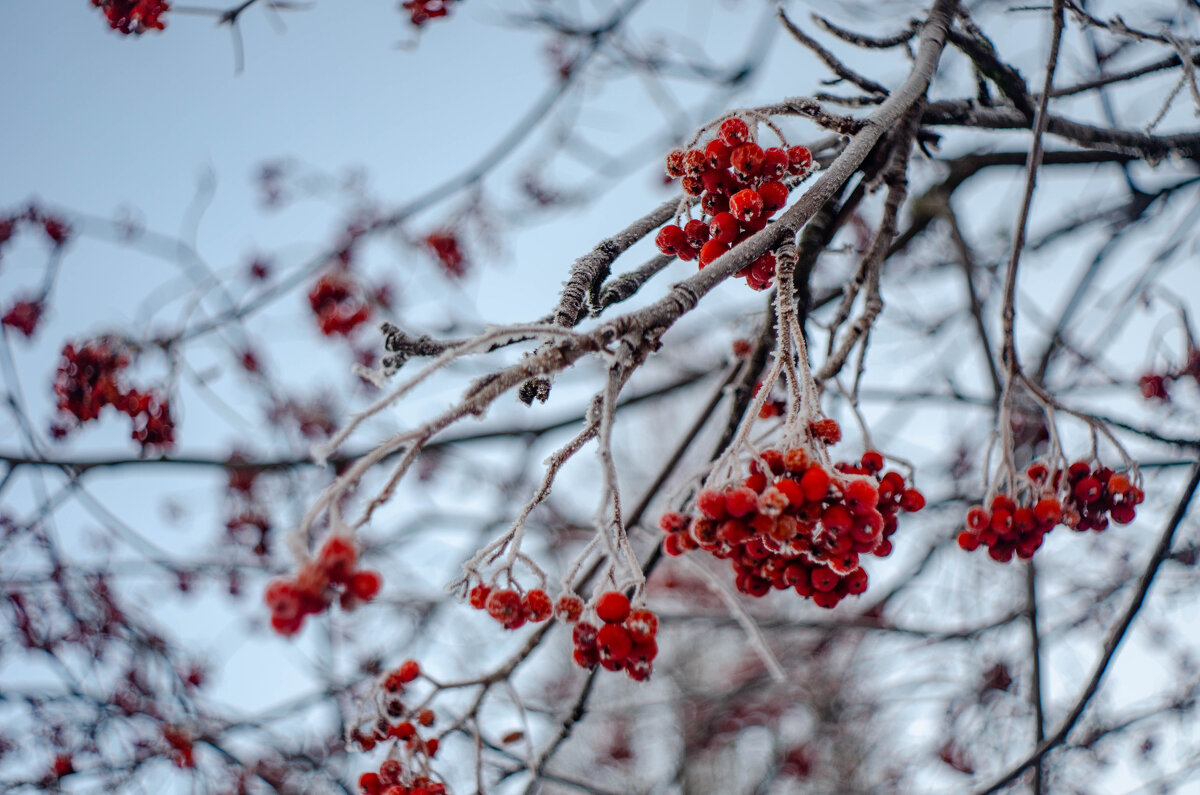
[899,489,926,512]
[682,149,707,176]
[724,486,759,517]
[1074,476,1103,503]
[760,147,788,180]
[596,623,633,662]
[843,480,879,514]
[696,488,727,520]
[625,608,658,643]
[1033,498,1061,524]
[810,566,838,592]
[397,659,420,683]
[699,240,729,267]
[359,772,382,794]
[485,589,524,628]
[729,189,763,223]
[348,569,382,601]
[655,225,687,256]
[966,506,990,531]
[664,149,685,178]
[319,535,358,581]
[522,589,553,622]
[844,567,868,595]
[709,212,739,244]
[800,466,831,502]
[731,142,765,177]
[787,145,813,174]
[758,181,788,214]
[719,118,750,147]
[705,139,732,169]
[555,594,584,622]
[595,591,631,624]
[573,621,599,648]
[468,583,491,609]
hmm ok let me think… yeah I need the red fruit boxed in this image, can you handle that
[1027,462,1049,482]
[860,451,884,473]
[709,212,739,244]
[682,149,707,176]
[683,219,710,248]
[966,507,991,532]
[845,567,868,595]
[774,477,803,506]
[359,772,382,794]
[572,621,599,648]
[724,486,759,517]
[681,175,704,197]
[319,535,358,581]
[664,149,686,178]
[729,189,763,223]
[596,623,633,662]
[730,142,765,177]
[705,139,732,169]
[899,489,926,512]
[348,569,382,601]
[662,533,685,556]
[417,708,435,727]
[1110,503,1136,524]
[555,594,584,622]
[468,584,491,609]
[696,488,727,519]
[760,147,788,180]
[719,117,750,147]
[758,181,789,214]
[1107,473,1131,495]
[655,225,688,256]
[800,466,831,501]
[810,418,841,444]
[843,480,879,514]
[821,504,852,535]
[1074,476,1103,503]
[573,645,599,668]
[595,591,631,624]
[625,608,658,643]
[1033,498,1061,524]
[522,589,553,622]
[787,145,813,173]
[379,759,402,784]
[699,240,729,267]
[397,659,420,683]
[748,252,776,285]
[485,589,523,628]
[810,566,839,592]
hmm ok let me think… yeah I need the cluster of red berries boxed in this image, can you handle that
[401,0,456,27]
[423,231,468,278]
[0,205,71,255]
[264,536,382,635]
[466,583,554,630]
[308,271,372,336]
[224,452,273,557]
[52,339,175,453]
[565,591,659,681]
[958,461,1143,561]
[355,660,444,794]
[91,0,168,34]
[656,117,814,290]
[659,434,925,608]
[1139,347,1200,402]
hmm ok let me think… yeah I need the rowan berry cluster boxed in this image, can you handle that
[264,536,382,635]
[91,0,169,34]
[659,429,925,608]
[401,0,457,27]
[465,583,554,630]
[353,660,444,794]
[657,117,814,290]
[565,591,660,681]
[958,461,1143,561]
[52,339,175,453]
[309,271,373,336]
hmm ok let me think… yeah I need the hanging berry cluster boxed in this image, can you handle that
[90,0,169,34]
[51,339,175,453]
[958,461,1143,562]
[656,117,814,290]
[465,583,554,630]
[308,271,372,337]
[353,660,445,794]
[264,536,382,635]
[565,591,659,682]
[659,431,926,609]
